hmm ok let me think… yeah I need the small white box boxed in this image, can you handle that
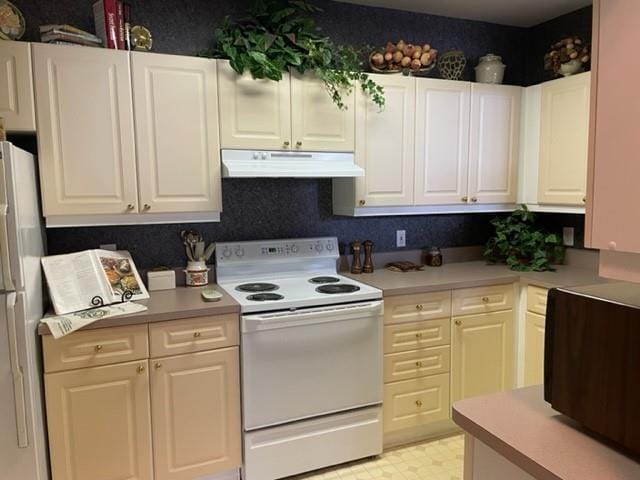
[147,270,176,291]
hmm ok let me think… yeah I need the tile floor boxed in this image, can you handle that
[288,434,465,480]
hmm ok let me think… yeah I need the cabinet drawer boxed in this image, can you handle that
[383,373,451,433]
[149,314,239,357]
[384,291,451,325]
[452,284,513,316]
[526,285,549,315]
[384,318,450,354]
[43,324,148,373]
[384,346,450,383]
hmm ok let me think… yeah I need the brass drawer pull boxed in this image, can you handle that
[283,141,290,147]
[154,362,162,370]
[461,196,468,202]
[143,204,151,210]
[94,344,103,353]
[471,197,478,203]
[482,296,490,303]
[359,199,366,206]
[137,365,145,374]
[415,400,423,408]
[455,320,462,326]
[193,332,202,338]
[415,361,423,368]
[416,304,423,311]
[126,204,135,210]
[296,141,302,148]
[415,332,423,339]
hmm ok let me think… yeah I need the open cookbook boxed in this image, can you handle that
[41,249,149,315]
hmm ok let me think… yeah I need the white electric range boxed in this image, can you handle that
[216,237,384,480]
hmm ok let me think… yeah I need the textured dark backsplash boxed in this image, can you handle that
[16,0,588,268]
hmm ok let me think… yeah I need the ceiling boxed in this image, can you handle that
[335,0,592,27]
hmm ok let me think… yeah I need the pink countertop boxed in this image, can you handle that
[453,386,640,480]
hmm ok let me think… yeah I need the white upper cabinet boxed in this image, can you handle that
[217,60,292,150]
[538,72,590,206]
[33,43,138,216]
[0,41,35,132]
[355,75,415,206]
[290,73,355,152]
[469,84,521,204]
[414,79,471,205]
[132,52,221,214]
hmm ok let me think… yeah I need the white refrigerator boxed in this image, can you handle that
[0,142,49,480]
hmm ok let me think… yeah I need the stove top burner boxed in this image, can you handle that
[236,283,279,293]
[315,284,361,294]
[309,276,341,284]
[246,293,284,301]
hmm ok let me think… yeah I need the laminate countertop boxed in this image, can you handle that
[38,286,240,335]
[453,386,640,480]
[344,261,607,296]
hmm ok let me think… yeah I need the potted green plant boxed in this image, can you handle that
[484,206,563,272]
[206,0,384,110]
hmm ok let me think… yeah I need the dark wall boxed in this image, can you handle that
[14,0,589,268]
[526,6,593,85]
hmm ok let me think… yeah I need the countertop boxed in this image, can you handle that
[344,261,607,296]
[38,286,240,335]
[452,386,640,480]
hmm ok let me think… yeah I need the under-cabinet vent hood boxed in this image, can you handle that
[221,149,364,178]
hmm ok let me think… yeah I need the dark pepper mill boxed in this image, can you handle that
[350,240,362,274]
[363,240,374,273]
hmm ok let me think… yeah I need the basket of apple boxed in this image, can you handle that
[370,40,438,74]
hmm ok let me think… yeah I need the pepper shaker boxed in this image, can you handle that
[350,240,362,274]
[363,240,374,273]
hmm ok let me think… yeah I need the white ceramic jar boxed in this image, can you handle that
[475,54,506,84]
[184,260,210,287]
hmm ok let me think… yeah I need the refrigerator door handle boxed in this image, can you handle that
[0,205,14,291]
[6,291,28,448]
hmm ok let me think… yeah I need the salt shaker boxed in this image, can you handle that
[363,240,374,273]
[350,240,362,274]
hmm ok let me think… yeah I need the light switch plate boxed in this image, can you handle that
[562,227,575,247]
[396,230,406,248]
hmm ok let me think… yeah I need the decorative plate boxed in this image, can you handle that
[0,1,25,41]
[131,25,153,51]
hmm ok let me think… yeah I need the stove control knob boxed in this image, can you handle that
[290,245,299,253]
[222,247,232,258]
[252,152,259,159]
[315,243,323,252]
[260,152,268,160]
[326,242,334,251]
[235,248,245,258]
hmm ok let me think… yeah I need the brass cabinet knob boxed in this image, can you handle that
[126,204,135,210]
[283,141,290,147]
[94,345,103,352]
[415,361,423,368]
[461,196,468,202]
[296,141,302,148]
[154,363,162,370]
[482,296,489,303]
[143,204,151,210]
[136,365,145,374]
[416,304,424,311]
[415,332,423,339]
[455,320,462,326]
[193,332,201,338]
[582,197,587,203]
[359,200,366,206]
[415,400,423,408]
[471,197,478,203]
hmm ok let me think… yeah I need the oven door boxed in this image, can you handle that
[241,300,383,431]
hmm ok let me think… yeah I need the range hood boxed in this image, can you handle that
[221,149,364,178]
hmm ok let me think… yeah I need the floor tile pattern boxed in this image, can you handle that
[287,434,464,480]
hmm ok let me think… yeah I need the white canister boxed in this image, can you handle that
[475,54,506,84]
[184,261,210,287]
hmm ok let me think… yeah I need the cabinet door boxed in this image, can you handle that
[32,43,138,216]
[290,73,355,152]
[0,41,35,131]
[414,79,471,205]
[150,347,241,480]
[217,60,291,150]
[45,360,153,480]
[524,311,546,386]
[538,73,590,206]
[469,84,521,204]
[132,52,221,214]
[355,75,415,206]
[451,310,514,402]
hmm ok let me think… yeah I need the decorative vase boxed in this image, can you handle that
[475,54,506,84]
[559,59,583,77]
[184,261,210,287]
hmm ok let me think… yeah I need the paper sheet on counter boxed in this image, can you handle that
[41,302,148,339]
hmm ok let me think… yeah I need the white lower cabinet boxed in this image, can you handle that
[45,360,153,480]
[150,348,241,480]
[523,285,548,386]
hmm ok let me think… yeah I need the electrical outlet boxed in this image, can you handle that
[562,227,575,247]
[99,243,118,251]
[396,230,406,248]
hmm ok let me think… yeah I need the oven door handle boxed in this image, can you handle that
[242,300,383,333]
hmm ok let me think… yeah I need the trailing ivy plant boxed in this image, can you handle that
[206,0,384,110]
[484,205,563,272]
